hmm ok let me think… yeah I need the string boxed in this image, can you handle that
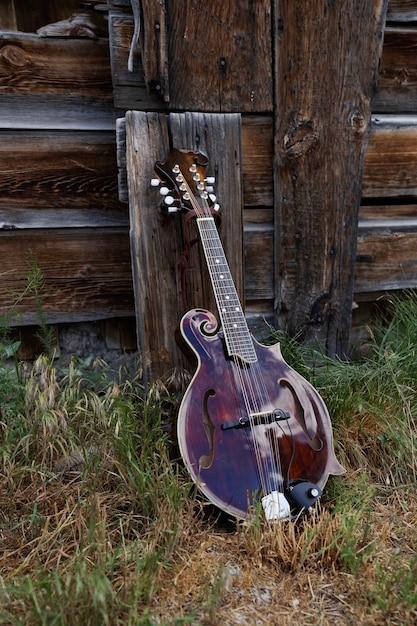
[177,163,286,501]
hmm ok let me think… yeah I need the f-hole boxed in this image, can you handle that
[199,389,216,470]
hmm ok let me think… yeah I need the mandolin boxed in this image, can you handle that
[153,148,345,520]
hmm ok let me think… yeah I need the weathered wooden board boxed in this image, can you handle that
[274,0,389,357]
[107,10,166,110]
[0,131,124,212]
[107,10,144,87]
[166,0,272,112]
[0,228,134,324]
[373,27,417,113]
[359,203,417,219]
[244,226,274,301]
[125,111,187,383]
[387,0,417,21]
[362,116,417,198]
[243,208,274,301]
[0,26,119,128]
[241,117,274,206]
[0,208,128,229]
[138,0,169,102]
[0,33,113,97]
[125,111,243,382]
[0,94,119,130]
[356,222,417,292]
[0,1,17,30]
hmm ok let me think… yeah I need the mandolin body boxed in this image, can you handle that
[176,308,345,519]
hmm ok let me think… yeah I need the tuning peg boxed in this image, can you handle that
[159,186,170,196]
[214,203,220,212]
[150,178,160,186]
[205,176,215,184]
[163,195,175,205]
[209,193,217,202]
[160,201,179,215]
[206,185,214,193]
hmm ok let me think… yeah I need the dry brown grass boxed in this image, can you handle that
[1,441,415,625]
[1,302,417,625]
[0,464,416,624]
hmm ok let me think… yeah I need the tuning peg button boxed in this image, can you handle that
[159,187,170,196]
[206,177,215,184]
[150,178,160,186]
[164,195,175,205]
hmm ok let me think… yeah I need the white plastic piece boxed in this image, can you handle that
[214,203,220,211]
[206,186,214,193]
[209,193,217,202]
[262,491,291,521]
[206,176,215,184]
[164,196,175,205]
[150,178,160,186]
[167,205,179,213]
[159,186,169,196]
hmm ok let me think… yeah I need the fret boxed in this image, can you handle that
[197,217,257,363]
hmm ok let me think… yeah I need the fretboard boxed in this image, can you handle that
[197,217,257,363]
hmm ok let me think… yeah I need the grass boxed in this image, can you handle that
[1,293,417,624]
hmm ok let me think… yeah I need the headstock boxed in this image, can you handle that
[151,148,220,216]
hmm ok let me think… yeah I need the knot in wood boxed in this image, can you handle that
[309,291,331,325]
[349,108,367,135]
[284,120,318,159]
[0,45,28,68]
[397,68,409,86]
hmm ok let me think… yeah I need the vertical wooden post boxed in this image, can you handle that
[274,1,388,357]
[125,111,242,383]
[125,112,174,386]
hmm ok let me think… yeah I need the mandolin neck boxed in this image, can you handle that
[196,216,257,363]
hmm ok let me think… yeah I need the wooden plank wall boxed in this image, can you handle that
[1,0,417,367]
[0,3,135,339]
[110,0,417,372]
[356,3,417,328]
